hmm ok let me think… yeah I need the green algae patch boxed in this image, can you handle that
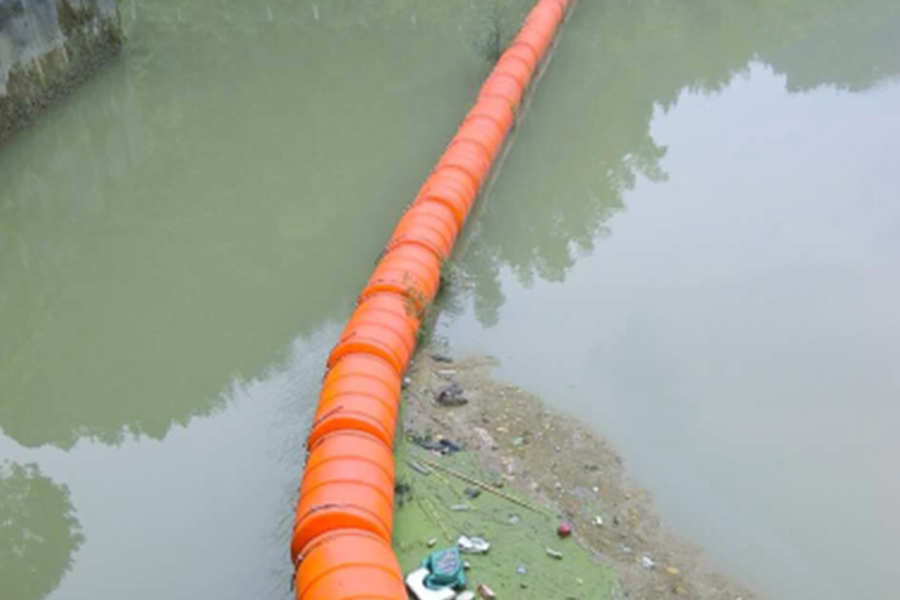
[393,435,621,599]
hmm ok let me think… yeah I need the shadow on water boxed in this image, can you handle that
[443,0,900,325]
[0,461,83,600]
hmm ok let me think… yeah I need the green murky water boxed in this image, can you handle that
[1,0,898,599]
[437,1,900,600]
[0,1,534,598]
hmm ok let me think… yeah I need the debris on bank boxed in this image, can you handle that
[393,350,758,600]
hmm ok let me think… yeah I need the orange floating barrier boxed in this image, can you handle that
[308,393,397,449]
[292,432,395,560]
[323,353,401,397]
[388,204,460,260]
[295,530,408,600]
[466,95,517,135]
[344,293,421,340]
[516,24,553,58]
[417,171,480,227]
[526,0,564,29]
[328,325,414,377]
[361,244,443,311]
[494,54,535,88]
[480,72,526,108]
[505,42,541,75]
[456,116,507,157]
[319,369,401,419]
[292,1,574,597]
[436,139,494,190]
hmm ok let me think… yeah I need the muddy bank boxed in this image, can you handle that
[394,350,757,600]
[0,0,122,144]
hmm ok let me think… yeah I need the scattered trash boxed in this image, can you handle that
[516,564,527,575]
[666,566,680,575]
[455,592,476,600]
[412,436,445,453]
[450,504,470,512]
[593,515,604,526]
[619,544,632,554]
[557,522,572,537]
[440,438,464,454]
[641,556,656,570]
[546,547,564,560]
[472,427,496,449]
[591,486,600,494]
[463,487,481,500]
[411,435,463,456]
[457,535,491,555]
[406,568,456,600]
[477,584,496,599]
[463,561,472,571]
[431,353,454,363]
[427,538,438,548]
[508,514,520,525]
[418,457,547,515]
[409,460,431,476]
[437,383,468,407]
[403,376,412,389]
[422,547,466,590]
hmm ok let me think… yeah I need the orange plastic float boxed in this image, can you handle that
[417,174,479,227]
[388,203,460,259]
[505,42,541,75]
[480,72,526,107]
[308,392,397,449]
[292,1,574,598]
[436,140,494,189]
[456,116,507,157]
[494,54,534,88]
[361,243,443,311]
[317,371,400,422]
[466,95,517,135]
[292,431,395,560]
[295,530,407,600]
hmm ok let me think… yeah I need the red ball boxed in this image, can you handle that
[557,522,572,538]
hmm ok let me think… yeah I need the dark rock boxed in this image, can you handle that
[463,487,481,499]
[436,382,468,407]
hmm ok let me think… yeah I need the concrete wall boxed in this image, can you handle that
[0,0,122,143]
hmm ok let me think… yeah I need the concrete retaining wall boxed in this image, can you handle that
[0,0,122,144]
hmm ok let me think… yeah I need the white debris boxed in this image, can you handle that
[457,535,491,554]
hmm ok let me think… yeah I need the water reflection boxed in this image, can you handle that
[448,0,900,322]
[438,1,900,599]
[0,462,83,600]
[0,0,538,450]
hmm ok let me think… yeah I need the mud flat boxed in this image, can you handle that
[394,350,758,600]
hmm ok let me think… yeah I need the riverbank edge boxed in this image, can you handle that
[393,348,759,600]
[0,0,123,146]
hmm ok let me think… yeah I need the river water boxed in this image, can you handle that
[438,1,900,599]
[1,1,897,599]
